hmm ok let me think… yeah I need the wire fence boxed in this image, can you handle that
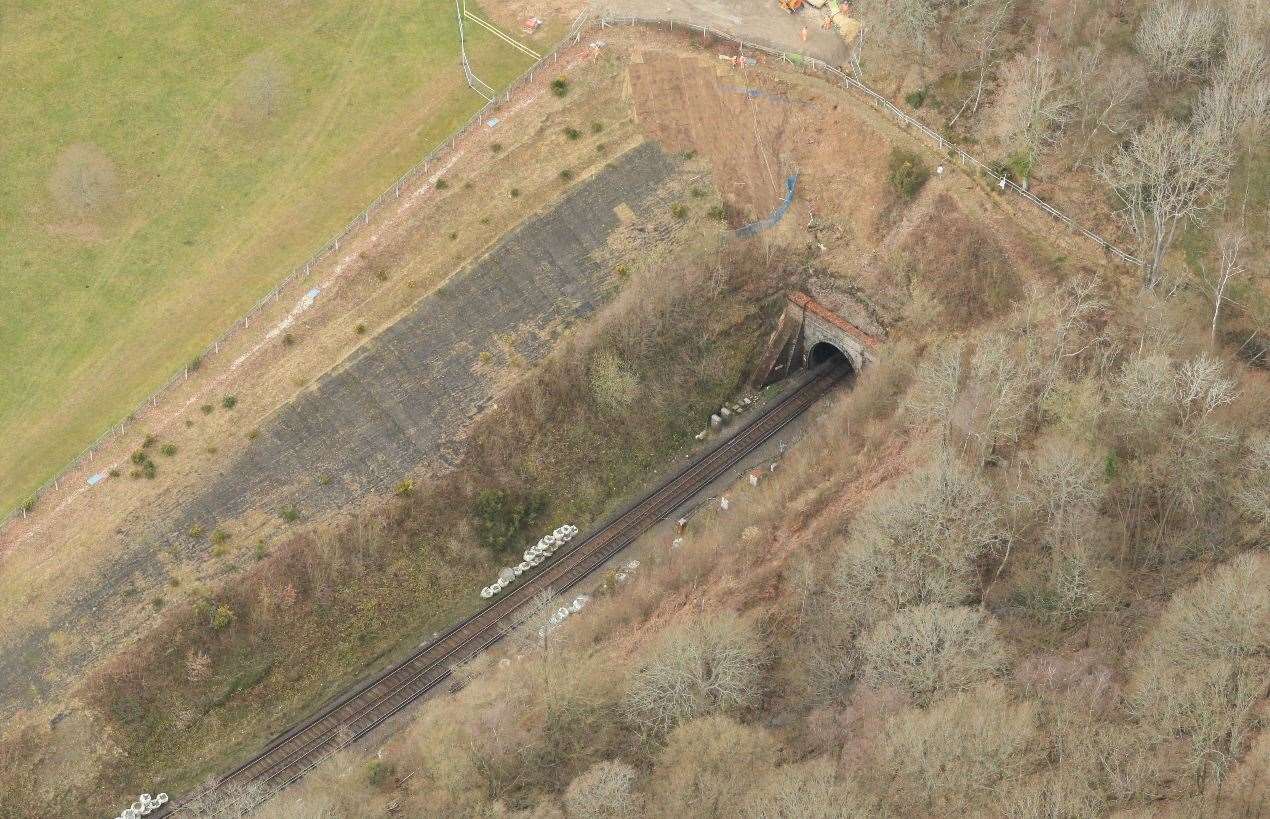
[7,12,595,527]
[10,10,1144,528]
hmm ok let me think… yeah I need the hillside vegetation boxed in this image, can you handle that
[0,0,534,514]
[257,254,1268,817]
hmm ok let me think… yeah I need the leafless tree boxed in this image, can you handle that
[857,603,1011,705]
[563,759,640,819]
[868,683,1038,814]
[1098,116,1232,287]
[993,50,1075,163]
[1197,228,1248,343]
[1234,434,1270,536]
[904,340,964,438]
[1194,30,1270,144]
[1134,0,1222,82]
[652,715,777,818]
[1064,44,1146,168]
[857,0,939,72]
[1127,553,1269,791]
[949,0,1015,125]
[622,615,765,734]
[47,142,120,219]
[741,757,869,819]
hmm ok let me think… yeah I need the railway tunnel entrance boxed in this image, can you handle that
[752,291,880,387]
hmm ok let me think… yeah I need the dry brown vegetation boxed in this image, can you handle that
[258,227,1268,816]
[0,237,802,816]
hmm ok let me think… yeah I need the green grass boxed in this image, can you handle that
[0,1,535,514]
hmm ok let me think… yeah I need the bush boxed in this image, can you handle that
[509,187,520,198]
[201,403,214,414]
[905,87,928,108]
[560,169,574,182]
[394,479,414,497]
[671,203,688,219]
[209,603,235,631]
[355,323,366,335]
[550,77,569,97]
[490,142,502,153]
[564,126,581,140]
[188,525,205,539]
[623,615,765,734]
[211,528,230,546]
[857,604,1011,705]
[888,148,930,199]
[160,443,177,457]
[741,758,865,819]
[591,121,603,134]
[130,450,148,465]
[435,178,449,190]
[221,395,237,410]
[280,505,300,523]
[707,204,727,221]
[142,434,157,448]
[281,332,295,347]
[471,489,545,553]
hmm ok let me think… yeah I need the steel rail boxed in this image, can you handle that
[159,362,849,815]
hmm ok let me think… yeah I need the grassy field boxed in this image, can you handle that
[0,1,536,515]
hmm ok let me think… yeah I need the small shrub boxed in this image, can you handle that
[374,269,389,282]
[596,143,607,154]
[905,87,929,108]
[316,474,333,486]
[188,356,202,372]
[471,489,545,553]
[367,760,395,789]
[131,450,148,465]
[254,541,268,561]
[20,497,36,514]
[355,323,366,335]
[707,204,727,221]
[564,126,581,140]
[550,77,569,96]
[211,542,229,558]
[281,332,295,347]
[280,505,300,523]
[560,169,574,182]
[509,187,520,198]
[160,443,177,457]
[435,178,449,190]
[479,350,493,364]
[209,603,235,631]
[449,232,458,241]
[480,216,490,225]
[142,461,157,479]
[591,121,603,134]
[205,445,218,454]
[490,142,503,153]
[142,434,157,448]
[201,403,214,414]
[210,528,231,546]
[394,478,414,497]
[189,525,205,539]
[108,468,121,478]
[614,264,629,279]
[152,596,165,611]
[690,186,706,198]
[246,428,259,440]
[671,203,688,219]
[184,418,194,427]
[888,148,931,199]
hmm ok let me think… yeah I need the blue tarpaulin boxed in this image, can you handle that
[736,173,798,238]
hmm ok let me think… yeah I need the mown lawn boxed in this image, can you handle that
[0,0,535,514]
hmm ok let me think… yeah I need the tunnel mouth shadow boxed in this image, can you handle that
[809,341,850,368]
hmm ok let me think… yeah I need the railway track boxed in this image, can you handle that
[160,362,850,816]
